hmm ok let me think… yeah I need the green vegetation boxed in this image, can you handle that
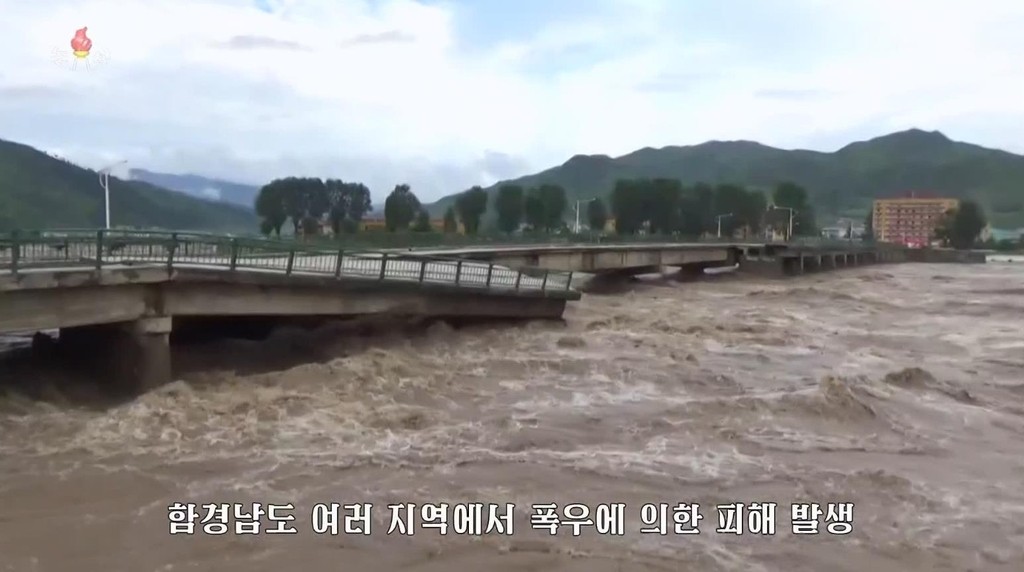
[454,186,489,234]
[587,197,608,232]
[383,184,419,232]
[0,139,258,232]
[934,200,988,250]
[254,176,373,236]
[494,184,525,233]
[255,169,817,243]
[426,129,1024,228]
[442,207,457,233]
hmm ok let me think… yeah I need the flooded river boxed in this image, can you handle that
[1,262,1023,571]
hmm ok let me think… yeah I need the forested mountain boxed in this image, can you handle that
[129,168,259,209]
[427,129,1024,227]
[0,139,258,232]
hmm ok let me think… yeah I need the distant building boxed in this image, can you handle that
[297,219,333,238]
[361,215,387,231]
[873,192,959,247]
[820,226,844,239]
[821,220,865,240]
[991,227,1024,242]
[360,215,463,233]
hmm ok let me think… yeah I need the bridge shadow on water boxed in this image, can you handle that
[0,314,567,409]
[577,266,742,295]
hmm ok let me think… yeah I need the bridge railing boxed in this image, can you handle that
[0,229,575,295]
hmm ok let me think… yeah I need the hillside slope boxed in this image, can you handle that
[427,129,1024,227]
[0,139,258,232]
[129,168,259,209]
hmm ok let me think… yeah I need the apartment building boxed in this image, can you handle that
[873,194,959,247]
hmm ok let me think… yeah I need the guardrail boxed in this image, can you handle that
[1,227,891,250]
[0,229,575,295]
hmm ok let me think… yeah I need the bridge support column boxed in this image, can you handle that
[117,316,172,393]
[59,316,172,395]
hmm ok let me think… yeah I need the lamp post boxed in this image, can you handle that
[715,213,733,238]
[98,160,127,229]
[574,198,595,234]
[772,206,797,241]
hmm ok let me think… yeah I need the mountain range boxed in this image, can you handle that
[0,139,257,232]
[4,128,1024,233]
[426,129,1024,228]
[129,169,260,209]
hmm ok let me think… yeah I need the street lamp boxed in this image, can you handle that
[574,198,595,234]
[771,205,797,241]
[98,160,127,229]
[715,213,733,238]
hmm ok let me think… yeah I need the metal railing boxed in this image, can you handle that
[0,229,576,296]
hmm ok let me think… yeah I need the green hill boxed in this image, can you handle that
[427,129,1024,227]
[0,139,259,232]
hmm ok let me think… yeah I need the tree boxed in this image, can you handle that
[442,207,458,233]
[524,189,545,231]
[587,197,608,232]
[712,184,747,237]
[412,209,432,232]
[254,179,288,236]
[278,177,306,233]
[383,184,420,232]
[692,183,716,236]
[647,178,684,234]
[455,186,489,235]
[304,178,330,223]
[738,189,768,236]
[494,184,525,233]
[325,180,372,235]
[771,182,816,237]
[536,184,569,231]
[300,215,320,237]
[258,218,275,237]
[935,200,987,249]
[610,179,646,235]
[863,208,874,241]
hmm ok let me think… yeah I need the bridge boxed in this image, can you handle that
[396,240,909,276]
[0,230,578,393]
[1,229,915,395]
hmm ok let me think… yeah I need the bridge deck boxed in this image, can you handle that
[0,230,577,298]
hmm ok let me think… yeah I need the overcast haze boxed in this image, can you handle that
[3,0,1024,203]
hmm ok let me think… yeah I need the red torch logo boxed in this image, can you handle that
[71,27,93,58]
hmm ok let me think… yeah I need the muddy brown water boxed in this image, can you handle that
[1,263,1023,571]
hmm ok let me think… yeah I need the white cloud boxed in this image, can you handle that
[2,0,1024,203]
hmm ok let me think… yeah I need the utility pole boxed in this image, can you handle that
[715,213,733,238]
[98,160,127,229]
[771,206,797,241]
[574,198,595,234]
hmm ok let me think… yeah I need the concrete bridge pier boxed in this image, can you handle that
[783,257,803,276]
[59,316,172,394]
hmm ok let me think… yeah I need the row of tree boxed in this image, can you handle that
[483,179,817,237]
[255,177,372,236]
[253,176,819,238]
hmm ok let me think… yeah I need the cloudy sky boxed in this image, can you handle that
[2,0,1023,202]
